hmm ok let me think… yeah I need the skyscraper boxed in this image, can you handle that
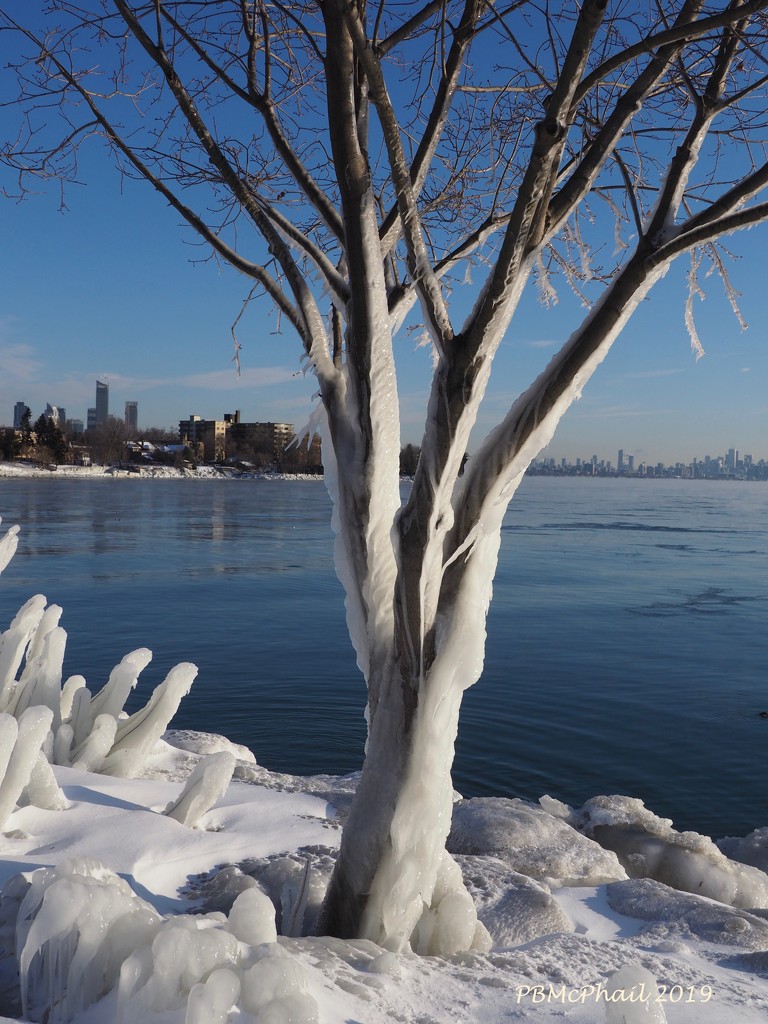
[125,401,138,431]
[13,401,28,429]
[96,380,109,425]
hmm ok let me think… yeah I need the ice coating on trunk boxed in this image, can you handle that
[101,663,198,777]
[355,265,670,952]
[162,750,235,827]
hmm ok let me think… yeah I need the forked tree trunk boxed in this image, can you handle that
[318,516,507,950]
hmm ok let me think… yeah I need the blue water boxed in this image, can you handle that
[0,476,766,838]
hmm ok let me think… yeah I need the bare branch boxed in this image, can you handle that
[342,0,456,352]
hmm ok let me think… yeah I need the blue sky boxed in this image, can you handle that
[1,33,767,465]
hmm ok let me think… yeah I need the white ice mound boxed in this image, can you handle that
[163,728,257,764]
[447,797,627,886]
[718,827,768,874]
[575,795,768,910]
[457,855,574,947]
[607,877,768,950]
[17,858,163,1024]
[410,850,492,955]
[604,965,668,1024]
[162,750,236,827]
[12,859,318,1024]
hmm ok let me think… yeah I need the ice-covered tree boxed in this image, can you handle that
[3,0,768,950]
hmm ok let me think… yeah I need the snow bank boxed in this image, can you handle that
[607,877,768,950]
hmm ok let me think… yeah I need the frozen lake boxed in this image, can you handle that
[0,475,766,837]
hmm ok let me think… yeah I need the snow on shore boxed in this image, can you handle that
[1,730,767,1023]
[0,463,322,481]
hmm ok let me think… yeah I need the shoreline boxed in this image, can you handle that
[0,462,762,483]
[0,462,324,481]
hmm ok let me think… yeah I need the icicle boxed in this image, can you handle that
[24,604,63,666]
[0,713,19,792]
[69,685,94,749]
[60,675,87,721]
[534,249,559,307]
[685,249,706,360]
[52,722,74,767]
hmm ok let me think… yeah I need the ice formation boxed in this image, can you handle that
[12,858,318,1024]
[448,796,627,886]
[0,520,200,784]
[604,965,668,1024]
[163,750,236,827]
[572,795,768,909]
[0,708,56,828]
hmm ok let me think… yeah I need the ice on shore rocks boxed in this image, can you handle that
[718,827,768,874]
[12,858,318,1024]
[571,794,768,909]
[448,796,627,886]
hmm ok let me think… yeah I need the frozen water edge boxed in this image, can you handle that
[1,731,768,1023]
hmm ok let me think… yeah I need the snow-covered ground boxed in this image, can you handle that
[1,729,768,1023]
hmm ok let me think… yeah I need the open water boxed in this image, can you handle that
[0,475,766,838]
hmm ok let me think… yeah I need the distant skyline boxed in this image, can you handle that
[1,133,766,466]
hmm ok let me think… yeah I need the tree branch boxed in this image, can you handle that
[575,0,768,105]
[113,0,335,384]
[159,2,345,241]
[341,0,455,353]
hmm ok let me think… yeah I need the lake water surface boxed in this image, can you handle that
[0,476,766,838]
